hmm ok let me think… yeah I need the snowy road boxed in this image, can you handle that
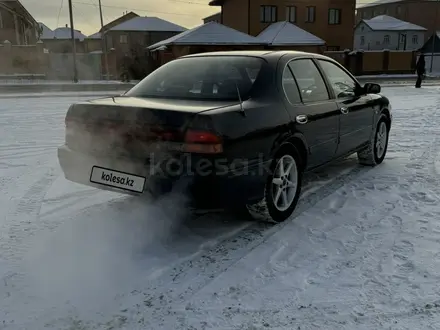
[1,87,440,329]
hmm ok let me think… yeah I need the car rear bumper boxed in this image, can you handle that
[57,145,270,208]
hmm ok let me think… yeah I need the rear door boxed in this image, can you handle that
[282,58,340,169]
[315,59,374,156]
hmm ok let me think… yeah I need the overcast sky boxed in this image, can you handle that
[21,0,219,35]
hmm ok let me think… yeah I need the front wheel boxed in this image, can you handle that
[246,146,303,223]
[358,115,390,166]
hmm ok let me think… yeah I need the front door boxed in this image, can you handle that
[282,58,340,169]
[315,59,374,156]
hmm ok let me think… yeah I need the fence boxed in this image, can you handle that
[324,49,417,76]
[47,53,103,80]
[0,40,48,76]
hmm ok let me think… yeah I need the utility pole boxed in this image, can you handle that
[98,0,110,80]
[430,0,439,73]
[67,0,78,82]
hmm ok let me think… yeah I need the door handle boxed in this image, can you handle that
[340,107,349,114]
[296,114,308,124]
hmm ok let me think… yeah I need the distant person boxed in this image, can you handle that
[416,53,426,88]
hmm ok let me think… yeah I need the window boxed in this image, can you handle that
[328,9,341,25]
[126,56,264,101]
[384,35,390,44]
[0,12,3,29]
[412,35,418,44]
[317,60,358,98]
[306,6,316,22]
[119,34,128,44]
[260,5,277,23]
[288,59,329,103]
[360,36,365,45]
[282,66,301,104]
[372,9,376,16]
[362,11,368,18]
[396,5,402,15]
[286,6,296,23]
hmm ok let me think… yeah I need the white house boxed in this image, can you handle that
[354,15,426,51]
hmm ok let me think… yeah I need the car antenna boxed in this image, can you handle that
[235,81,246,117]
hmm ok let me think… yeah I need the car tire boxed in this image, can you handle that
[358,114,390,166]
[245,145,303,223]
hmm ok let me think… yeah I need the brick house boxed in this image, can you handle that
[208,0,356,50]
[0,0,38,45]
[104,16,186,57]
[39,24,87,53]
[356,0,440,38]
[104,16,186,79]
[354,15,426,51]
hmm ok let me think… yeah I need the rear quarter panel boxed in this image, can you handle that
[204,98,291,174]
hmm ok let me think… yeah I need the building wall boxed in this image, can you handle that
[356,0,439,38]
[106,30,181,56]
[0,6,37,45]
[42,39,86,53]
[354,21,425,50]
[84,39,102,53]
[221,0,249,35]
[0,40,48,74]
[216,0,355,50]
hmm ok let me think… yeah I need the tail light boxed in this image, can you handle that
[183,130,223,154]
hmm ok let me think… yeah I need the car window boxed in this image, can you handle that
[288,59,330,103]
[317,60,358,98]
[126,56,264,101]
[282,66,301,104]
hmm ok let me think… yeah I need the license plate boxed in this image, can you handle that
[90,166,146,193]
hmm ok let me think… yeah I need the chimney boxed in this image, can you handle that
[65,24,68,28]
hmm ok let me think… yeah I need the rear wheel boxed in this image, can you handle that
[358,115,390,166]
[246,146,303,223]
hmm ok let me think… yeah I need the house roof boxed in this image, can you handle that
[109,16,187,32]
[38,22,53,38]
[357,0,437,8]
[40,26,87,41]
[362,15,426,31]
[100,11,139,33]
[208,0,224,5]
[147,21,265,50]
[357,0,403,8]
[203,12,221,20]
[257,21,325,46]
[87,32,102,39]
[0,0,38,26]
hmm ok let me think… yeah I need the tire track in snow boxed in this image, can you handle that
[43,163,374,329]
[134,172,403,330]
[0,169,58,263]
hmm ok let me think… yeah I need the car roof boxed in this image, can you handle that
[180,50,330,61]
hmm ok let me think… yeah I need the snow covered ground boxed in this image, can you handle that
[1,86,440,329]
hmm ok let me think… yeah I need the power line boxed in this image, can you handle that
[56,0,64,28]
[72,1,201,16]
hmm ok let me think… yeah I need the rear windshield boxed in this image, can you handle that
[125,56,265,101]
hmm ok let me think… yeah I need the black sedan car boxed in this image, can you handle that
[58,50,392,223]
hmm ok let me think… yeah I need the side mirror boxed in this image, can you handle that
[364,82,381,94]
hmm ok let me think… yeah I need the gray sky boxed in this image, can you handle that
[22,0,219,35]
